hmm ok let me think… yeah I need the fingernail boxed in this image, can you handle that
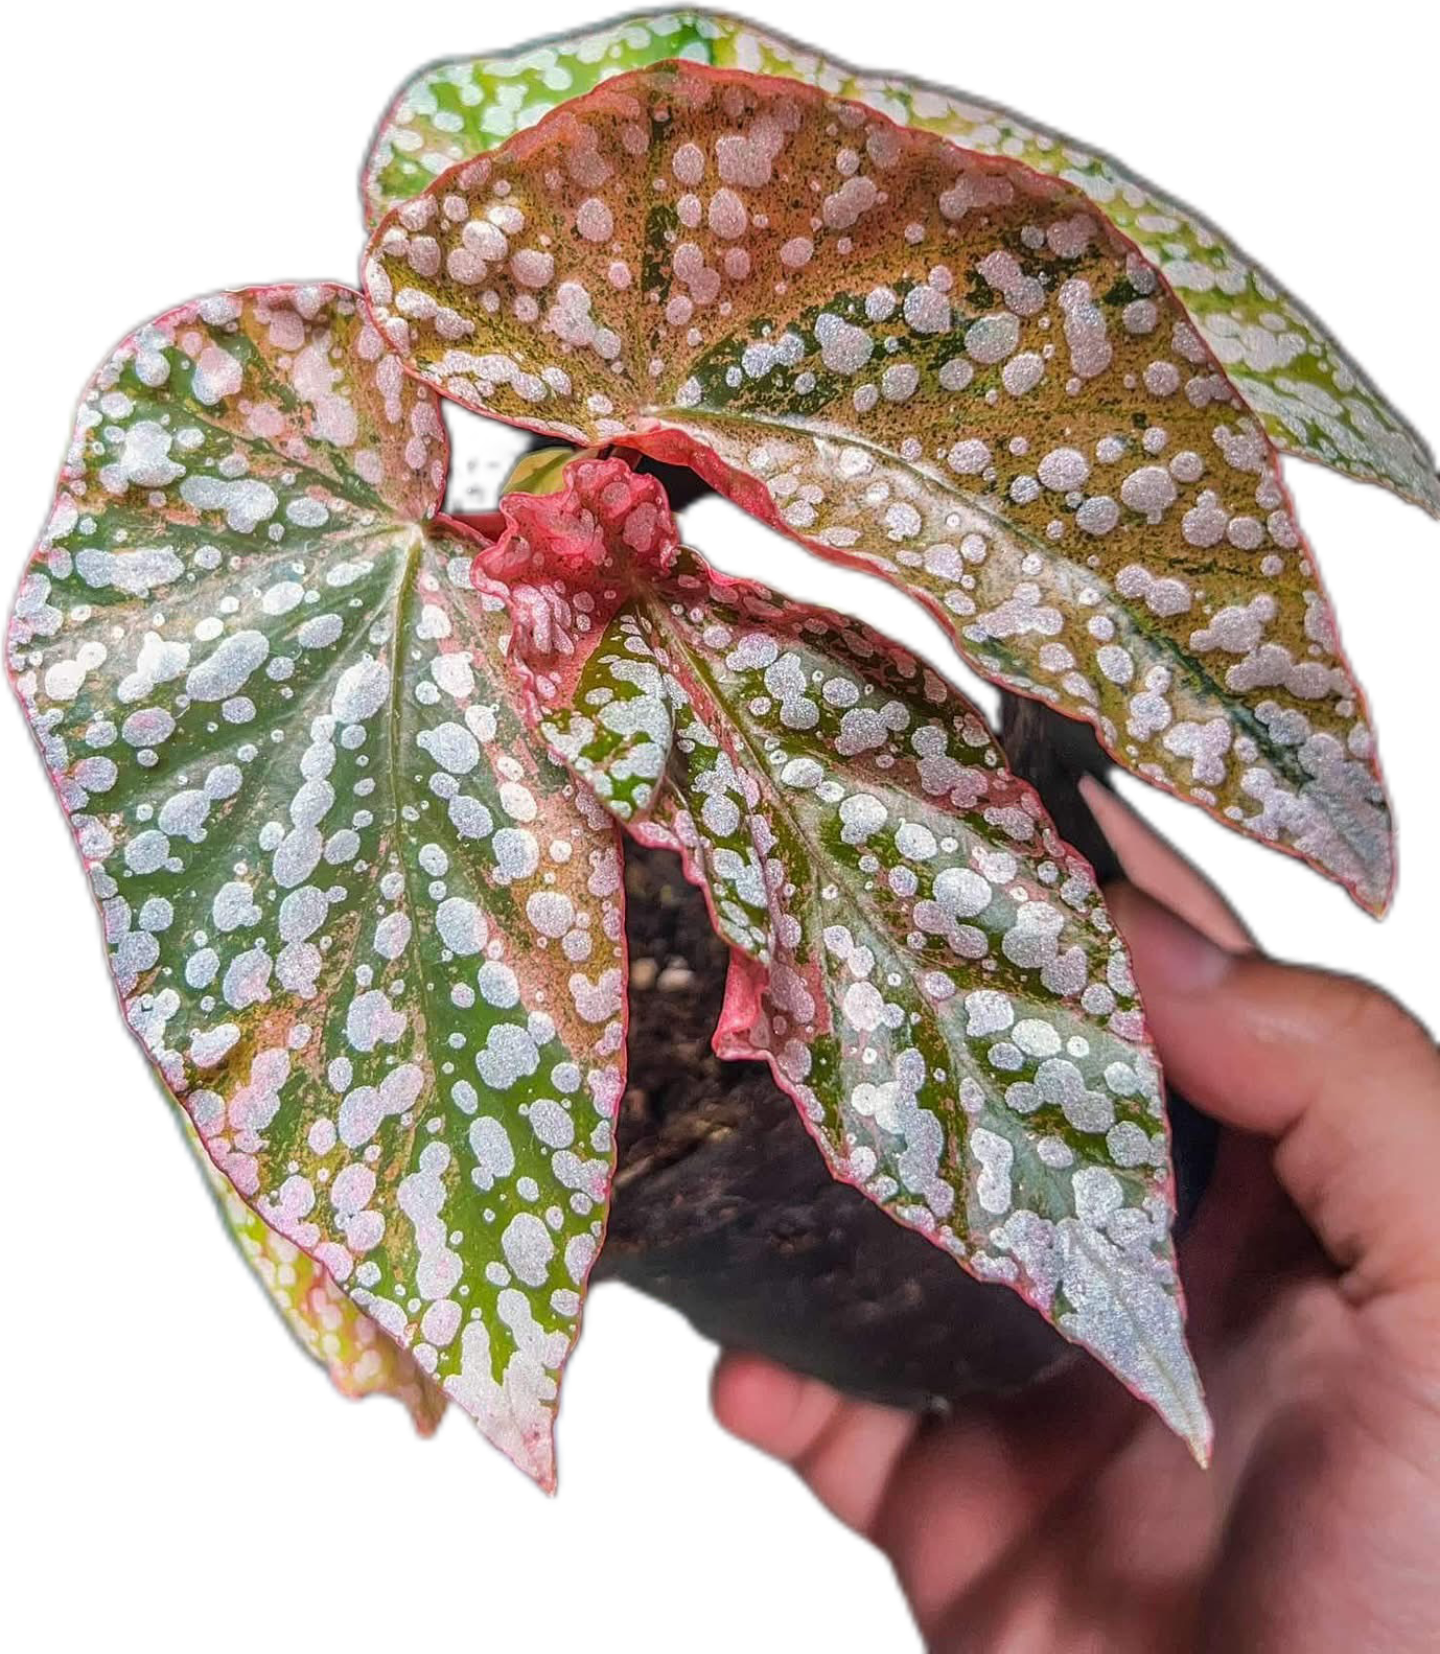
[1125,896,1235,994]
[1083,777,1255,953]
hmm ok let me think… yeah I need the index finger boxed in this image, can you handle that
[1112,887,1440,1302]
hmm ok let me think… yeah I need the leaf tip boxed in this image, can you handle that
[1174,1372,1214,1470]
[1368,865,1397,920]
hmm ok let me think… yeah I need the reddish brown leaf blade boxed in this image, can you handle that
[363,62,1394,914]
[362,13,1439,517]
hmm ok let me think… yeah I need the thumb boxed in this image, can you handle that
[1111,886,1440,1303]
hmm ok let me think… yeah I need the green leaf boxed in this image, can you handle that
[363,11,1438,514]
[486,455,1211,1458]
[364,12,724,225]
[502,444,598,497]
[362,61,1395,913]
[8,284,627,1488]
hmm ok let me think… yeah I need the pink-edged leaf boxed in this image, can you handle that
[484,456,1210,1458]
[362,63,1395,914]
[363,11,1438,515]
[7,284,627,1489]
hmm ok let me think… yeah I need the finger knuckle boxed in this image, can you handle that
[1331,978,1433,1064]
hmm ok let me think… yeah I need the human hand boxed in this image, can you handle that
[713,807,1440,1652]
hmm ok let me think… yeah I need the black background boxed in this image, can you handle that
[8,16,1428,1640]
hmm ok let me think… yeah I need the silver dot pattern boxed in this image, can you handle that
[7,284,627,1488]
[485,456,1210,1457]
[363,62,1394,913]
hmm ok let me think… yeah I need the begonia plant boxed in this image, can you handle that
[9,11,1433,1492]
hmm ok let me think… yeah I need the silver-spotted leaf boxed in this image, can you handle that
[363,10,1438,514]
[362,63,1394,914]
[7,285,627,1488]
[179,1104,447,1432]
[484,457,1210,1457]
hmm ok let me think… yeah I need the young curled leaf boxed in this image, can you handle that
[363,10,1438,514]
[482,456,1211,1459]
[363,62,1394,913]
[7,284,628,1488]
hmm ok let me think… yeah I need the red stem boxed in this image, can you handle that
[445,509,506,540]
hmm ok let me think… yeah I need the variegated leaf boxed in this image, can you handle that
[364,11,724,225]
[484,456,1210,1457]
[363,10,1438,514]
[7,284,627,1488]
[363,62,1395,913]
[179,1105,447,1433]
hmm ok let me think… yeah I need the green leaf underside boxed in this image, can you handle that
[363,10,1438,515]
[363,63,1394,913]
[8,285,627,1488]
[487,457,1210,1456]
